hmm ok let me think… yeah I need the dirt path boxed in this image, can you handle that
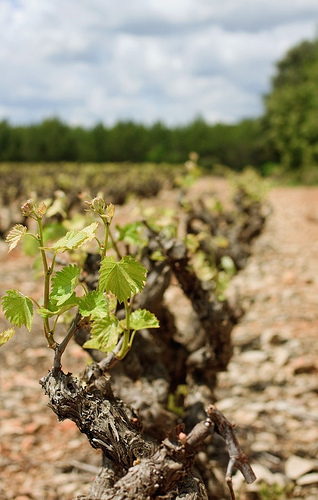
[216,186,318,499]
[1,182,318,499]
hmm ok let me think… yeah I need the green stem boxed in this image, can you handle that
[128,330,137,349]
[101,220,110,260]
[124,299,130,332]
[100,214,121,260]
[37,217,48,276]
[116,299,131,359]
[94,236,102,252]
[30,297,41,309]
[51,314,61,335]
[37,217,55,348]
[116,330,130,360]
[109,228,122,259]
[26,233,40,241]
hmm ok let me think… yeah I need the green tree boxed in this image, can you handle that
[0,115,269,168]
[145,121,172,162]
[107,121,149,162]
[264,38,318,169]
[90,122,110,162]
[0,120,11,160]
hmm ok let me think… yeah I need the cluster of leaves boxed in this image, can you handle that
[0,198,159,360]
[229,167,269,204]
[1,166,267,352]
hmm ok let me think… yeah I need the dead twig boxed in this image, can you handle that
[206,404,256,499]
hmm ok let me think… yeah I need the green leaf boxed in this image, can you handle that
[149,250,165,262]
[37,307,56,319]
[1,290,33,331]
[37,295,78,318]
[50,222,98,251]
[220,255,236,275]
[192,251,216,282]
[129,309,160,331]
[78,291,109,319]
[50,265,80,306]
[83,316,122,352]
[99,256,147,303]
[116,222,148,249]
[81,222,99,240]
[0,328,15,347]
[22,222,67,258]
[5,224,28,252]
[215,235,229,248]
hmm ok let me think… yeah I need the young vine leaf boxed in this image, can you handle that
[83,315,122,352]
[49,222,98,252]
[77,290,109,320]
[116,221,148,249]
[128,309,160,331]
[0,328,15,347]
[50,264,81,306]
[37,295,78,319]
[5,224,28,252]
[99,255,147,303]
[1,290,33,331]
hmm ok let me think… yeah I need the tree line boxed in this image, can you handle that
[0,116,270,171]
[1,37,318,174]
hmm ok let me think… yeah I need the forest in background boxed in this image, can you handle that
[0,116,269,172]
[1,37,318,181]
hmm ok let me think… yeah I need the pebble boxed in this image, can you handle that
[233,409,259,426]
[271,346,290,367]
[237,350,268,364]
[297,473,318,486]
[216,397,240,412]
[250,432,276,452]
[285,455,317,480]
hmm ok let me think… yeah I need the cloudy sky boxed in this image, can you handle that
[1,0,318,127]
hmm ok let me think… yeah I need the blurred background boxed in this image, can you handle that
[0,0,318,180]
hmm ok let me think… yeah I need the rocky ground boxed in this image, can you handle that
[216,186,318,499]
[1,181,318,499]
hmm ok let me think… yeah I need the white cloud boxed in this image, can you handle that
[0,0,318,126]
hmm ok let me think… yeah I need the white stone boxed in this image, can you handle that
[238,350,268,364]
[285,455,317,480]
[216,397,240,412]
[272,346,290,367]
[233,409,259,426]
[297,472,318,486]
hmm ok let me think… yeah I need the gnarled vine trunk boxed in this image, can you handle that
[40,188,266,499]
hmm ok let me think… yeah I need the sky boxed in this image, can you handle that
[1,0,318,127]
